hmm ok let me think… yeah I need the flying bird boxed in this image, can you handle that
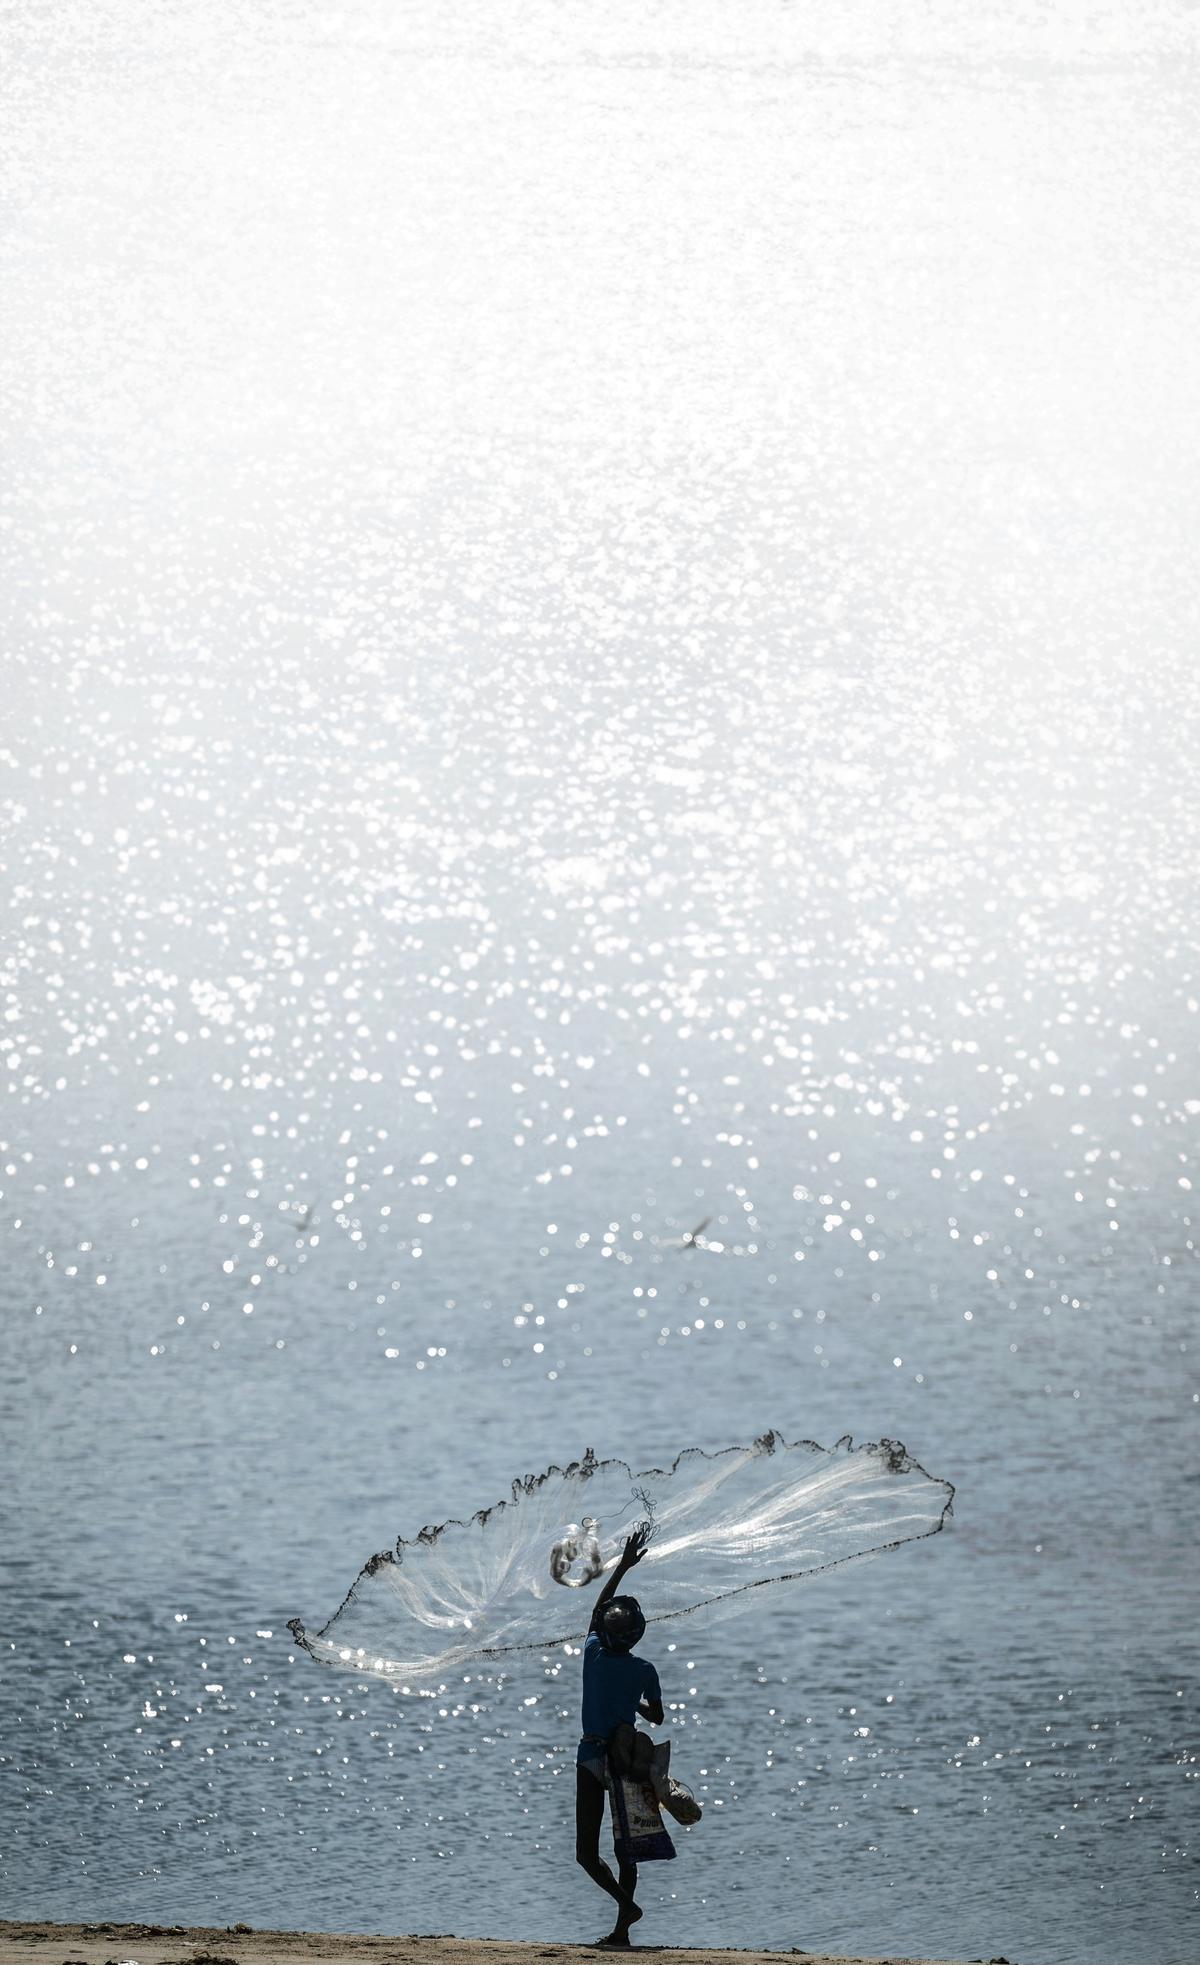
[658,1215,711,1250]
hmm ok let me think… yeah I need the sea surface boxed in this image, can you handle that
[2,4,1198,1963]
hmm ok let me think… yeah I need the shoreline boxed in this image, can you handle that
[0,1921,1019,1965]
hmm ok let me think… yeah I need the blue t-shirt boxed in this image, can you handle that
[577,1631,661,1766]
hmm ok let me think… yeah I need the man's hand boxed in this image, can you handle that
[621,1524,651,1570]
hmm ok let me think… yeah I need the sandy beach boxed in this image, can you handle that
[0,1923,1022,1965]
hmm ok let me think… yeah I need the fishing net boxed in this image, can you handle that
[288,1430,953,1682]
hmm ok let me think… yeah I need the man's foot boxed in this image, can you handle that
[594,1903,643,1947]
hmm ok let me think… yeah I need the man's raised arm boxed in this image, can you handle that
[589,1526,649,1631]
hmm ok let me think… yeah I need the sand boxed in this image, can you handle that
[0,1923,1021,1965]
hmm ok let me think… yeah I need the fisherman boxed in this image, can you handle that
[575,1526,664,1946]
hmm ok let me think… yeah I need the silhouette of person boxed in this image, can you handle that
[574,1527,664,1946]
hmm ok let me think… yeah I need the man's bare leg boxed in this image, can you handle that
[577,1768,642,1938]
[598,1856,641,1946]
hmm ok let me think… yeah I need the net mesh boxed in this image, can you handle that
[288,1430,954,1682]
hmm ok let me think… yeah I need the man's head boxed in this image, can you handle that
[597,1594,646,1654]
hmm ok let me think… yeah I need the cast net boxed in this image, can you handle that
[288,1430,953,1682]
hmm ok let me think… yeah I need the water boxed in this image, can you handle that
[2,3,1197,1961]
